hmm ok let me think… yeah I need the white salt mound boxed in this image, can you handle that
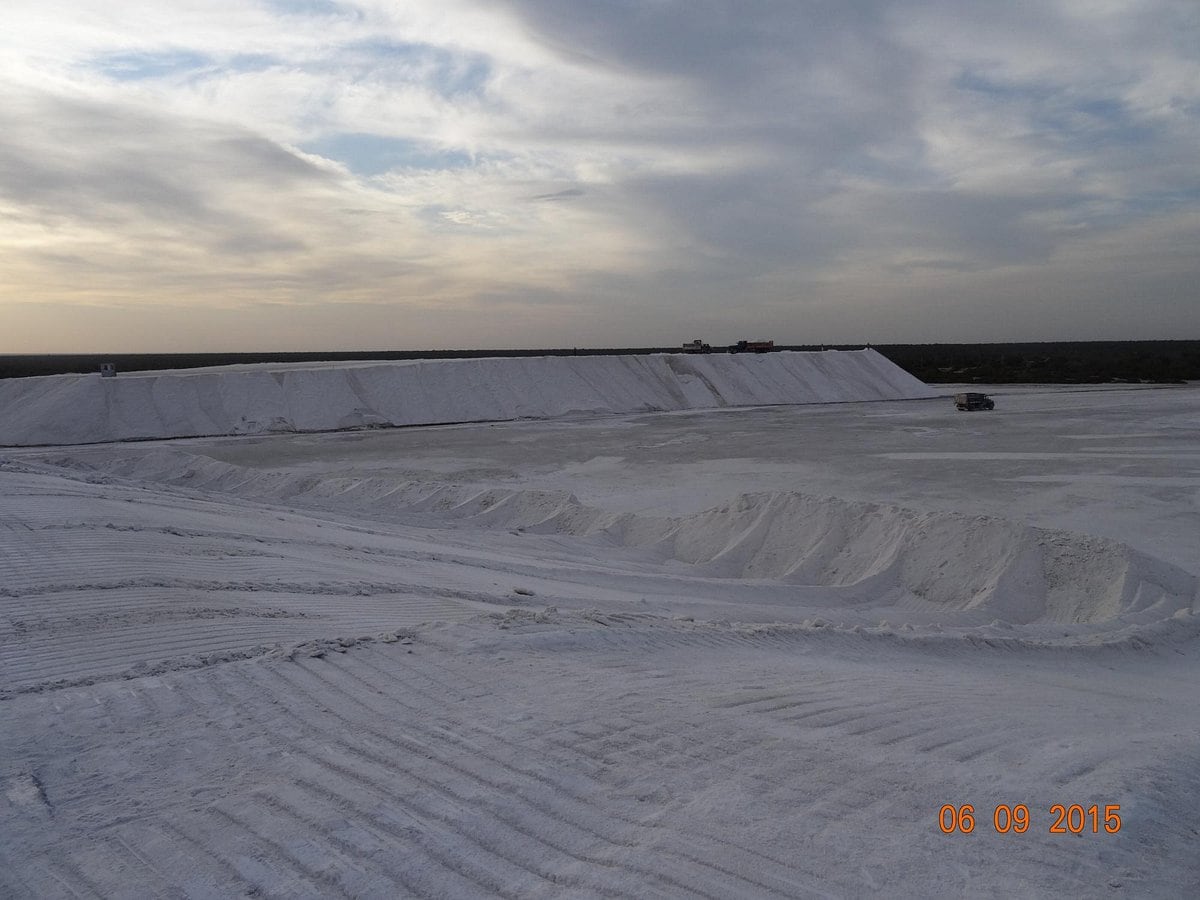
[60,448,1200,629]
[0,349,937,446]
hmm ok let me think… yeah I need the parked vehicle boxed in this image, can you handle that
[954,392,995,411]
[731,340,775,353]
[681,339,712,353]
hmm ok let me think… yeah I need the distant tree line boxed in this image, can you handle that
[865,341,1200,384]
[1,341,1197,383]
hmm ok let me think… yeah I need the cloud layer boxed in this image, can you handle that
[2,0,1197,350]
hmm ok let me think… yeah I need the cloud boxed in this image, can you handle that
[0,88,331,233]
[0,0,1197,350]
[527,187,583,202]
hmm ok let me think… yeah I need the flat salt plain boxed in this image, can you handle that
[2,359,1199,897]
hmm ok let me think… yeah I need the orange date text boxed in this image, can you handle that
[938,804,1121,835]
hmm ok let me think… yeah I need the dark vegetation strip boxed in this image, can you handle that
[876,340,1200,384]
[2,340,1198,383]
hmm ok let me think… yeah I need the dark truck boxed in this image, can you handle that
[954,392,995,411]
[731,340,775,353]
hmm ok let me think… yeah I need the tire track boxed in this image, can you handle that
[206,805,359,900]
[281,747,608,900]
[256,658,796,899]
[105,832,188,899]
[41,853,109,900]
[330,646,850,896]
[202,662,625,897]
[348,643,840,890]
[248,788,430,898]
[257,665,647,878]
[33,863,89,900]
[156,817,289,899]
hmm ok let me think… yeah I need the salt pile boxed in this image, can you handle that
[69,448,1198,629]
[0,349,937,446]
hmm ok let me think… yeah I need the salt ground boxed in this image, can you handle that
[1,361,1198,897]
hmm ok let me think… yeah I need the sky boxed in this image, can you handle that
[1,0,1198,352]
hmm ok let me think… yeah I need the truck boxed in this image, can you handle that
[681,339,712,353]
[730,340,775,354]
[954,392,995,411]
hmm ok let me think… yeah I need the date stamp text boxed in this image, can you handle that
[939,803,1121,835]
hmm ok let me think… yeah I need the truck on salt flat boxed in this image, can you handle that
[954,392,995,411]
[731,340,775,353]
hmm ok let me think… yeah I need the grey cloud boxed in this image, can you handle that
[526,187,584,201]
[506,0,921,156]
[4,0,1197,349]
[0,89,332,251]
[848,189,1081,268]
[616,169,849,265]
[495,0,1199,291]
[211,135,332,184]
[210,231,310,258]
[502,1,896,84]
[490,2,927,270]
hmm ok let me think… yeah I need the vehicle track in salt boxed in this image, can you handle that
[4,387,1200,897]
[6,618,1197,897]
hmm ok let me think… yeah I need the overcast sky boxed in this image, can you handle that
[2,0,1197,351]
